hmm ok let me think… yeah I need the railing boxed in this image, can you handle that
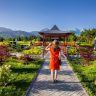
[33,42,77,46]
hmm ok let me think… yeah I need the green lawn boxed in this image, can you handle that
[68,57,96,96]
[0,58,44,96]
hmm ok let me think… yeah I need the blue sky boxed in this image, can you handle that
[0,0,96,31]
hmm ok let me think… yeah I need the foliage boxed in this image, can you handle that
[18,41,30,45]
[0,64,11,86]
[68,58,96,96]
[79,29,96,44]
[67,33,77,41]
[0,45,9,62]
[67,47,78,55]
[22,47,42,55]
[0,58,44,96]
[0,41,9,45]
[0,86,22,96]
[93,51,96,55]
[9,40,31,52]
[79,43,94,47]
[79,45,93,65]
[0,37,4,42]
[9,42,23,52]
[20,54,36,64]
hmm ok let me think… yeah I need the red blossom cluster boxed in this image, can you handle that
[79,45,93,65]
[0,45,9,62]
[20,54,35,64]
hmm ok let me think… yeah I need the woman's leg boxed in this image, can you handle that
[51,69,54,81]
[54,70,58,80]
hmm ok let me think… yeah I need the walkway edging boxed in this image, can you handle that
[25,59,46,96]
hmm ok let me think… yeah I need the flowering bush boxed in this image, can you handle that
[0,45,9,62]
[20,54,35,64]
[0,64,11,86]
[79,45,93,64]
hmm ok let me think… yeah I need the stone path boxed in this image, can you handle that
[28,51,89,96]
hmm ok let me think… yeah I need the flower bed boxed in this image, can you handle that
[79,44,94,65]
[68,57,96,96]
[0,45,9,63]
[0,58,44,96]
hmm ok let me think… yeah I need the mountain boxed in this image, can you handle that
[74,28,81,36]
[67,28,81,36]
[30,31,40,36]
[0,27,37,38]
[30,28,50,36]
[0,27,13,32]
[0,27,81,38]
[40,28,50,32]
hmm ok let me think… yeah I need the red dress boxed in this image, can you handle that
[49,47,61,70]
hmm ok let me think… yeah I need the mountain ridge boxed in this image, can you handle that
[0,27,81,38]
[0,27,39,38]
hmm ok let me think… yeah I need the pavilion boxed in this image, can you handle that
[39,25,73,57]
[39,25,73,45]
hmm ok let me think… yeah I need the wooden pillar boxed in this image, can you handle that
[65,35,68,57]
[63,36,65,46]
[42,35,45,58]
[63,36,67,56]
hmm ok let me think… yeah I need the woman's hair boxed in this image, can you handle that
[52,40,60,51]
[52,40,59,45]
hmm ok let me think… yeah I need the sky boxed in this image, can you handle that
[0,0,96,31]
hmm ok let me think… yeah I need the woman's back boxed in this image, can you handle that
[49,47,61,70]
[50,47,60,57]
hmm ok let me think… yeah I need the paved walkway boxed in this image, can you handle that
[28,52,89,96]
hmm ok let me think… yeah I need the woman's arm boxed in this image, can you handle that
[45,43,52,51]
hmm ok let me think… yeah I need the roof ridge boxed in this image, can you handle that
[51,25,60,31]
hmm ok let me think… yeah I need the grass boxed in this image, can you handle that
[0,58,44,96]
[68,57,96,96]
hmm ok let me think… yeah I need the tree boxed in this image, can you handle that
[0,37,4,42]
[79,28,96,44]
[67,33,77,42]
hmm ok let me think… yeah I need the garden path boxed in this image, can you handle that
[27,51,89,96]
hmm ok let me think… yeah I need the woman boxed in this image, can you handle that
[45,40,61,83]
